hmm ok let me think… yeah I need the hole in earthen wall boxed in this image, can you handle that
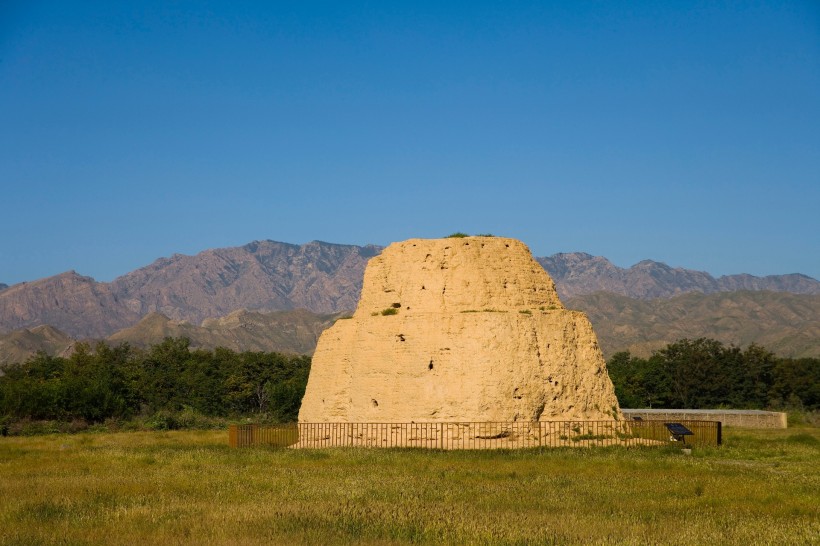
[428,360,434,370]
[391,302,401,308]
[372,399,379,407]
[397,334,405,342]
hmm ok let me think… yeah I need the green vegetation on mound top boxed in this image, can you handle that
[444,232,496,238]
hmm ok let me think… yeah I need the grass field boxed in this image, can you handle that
[1,426,818,545]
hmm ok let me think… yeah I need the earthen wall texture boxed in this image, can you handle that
[299,237,621,423]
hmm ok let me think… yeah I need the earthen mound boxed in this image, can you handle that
[299,237,621,422]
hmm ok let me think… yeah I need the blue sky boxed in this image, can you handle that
[1,1,819,285]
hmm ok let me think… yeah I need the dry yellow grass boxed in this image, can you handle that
[0,427,818,545]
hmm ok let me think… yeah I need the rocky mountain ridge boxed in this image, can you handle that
[567,290,820,359]
[2,290,817,366]
[107,308,340,355]
[0,241,377,338]
[0,308,340,367]
[0,240,817,339]
[538,253,819,300]
[0,324,76,367]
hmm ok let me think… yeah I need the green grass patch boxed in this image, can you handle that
[0,427,818,545]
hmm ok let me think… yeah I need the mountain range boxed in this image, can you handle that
[1,239,818,363]
[567,290,820,359]
[0,241,378,338]
[0,324,76,366]
[0,308,341,367]
[2,290,817,364]
[537,253,819,300]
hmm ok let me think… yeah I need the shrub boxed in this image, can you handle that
[145,410,179,431]
[381,308,398,316]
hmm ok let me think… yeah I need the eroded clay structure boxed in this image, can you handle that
[299,237,621,423]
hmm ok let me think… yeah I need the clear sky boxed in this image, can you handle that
[1,1,819,285]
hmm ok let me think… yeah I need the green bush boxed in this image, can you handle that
[0,338,313,434]
[145,410,179,431]
[608,339,820,410]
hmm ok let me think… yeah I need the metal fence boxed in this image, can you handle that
[228,420,721,449]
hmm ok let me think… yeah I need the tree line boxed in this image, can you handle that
[0,338,309,430]
[0,336,817,434]
[608,338,819,410]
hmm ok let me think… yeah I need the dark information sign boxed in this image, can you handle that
[665,422,694,444]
